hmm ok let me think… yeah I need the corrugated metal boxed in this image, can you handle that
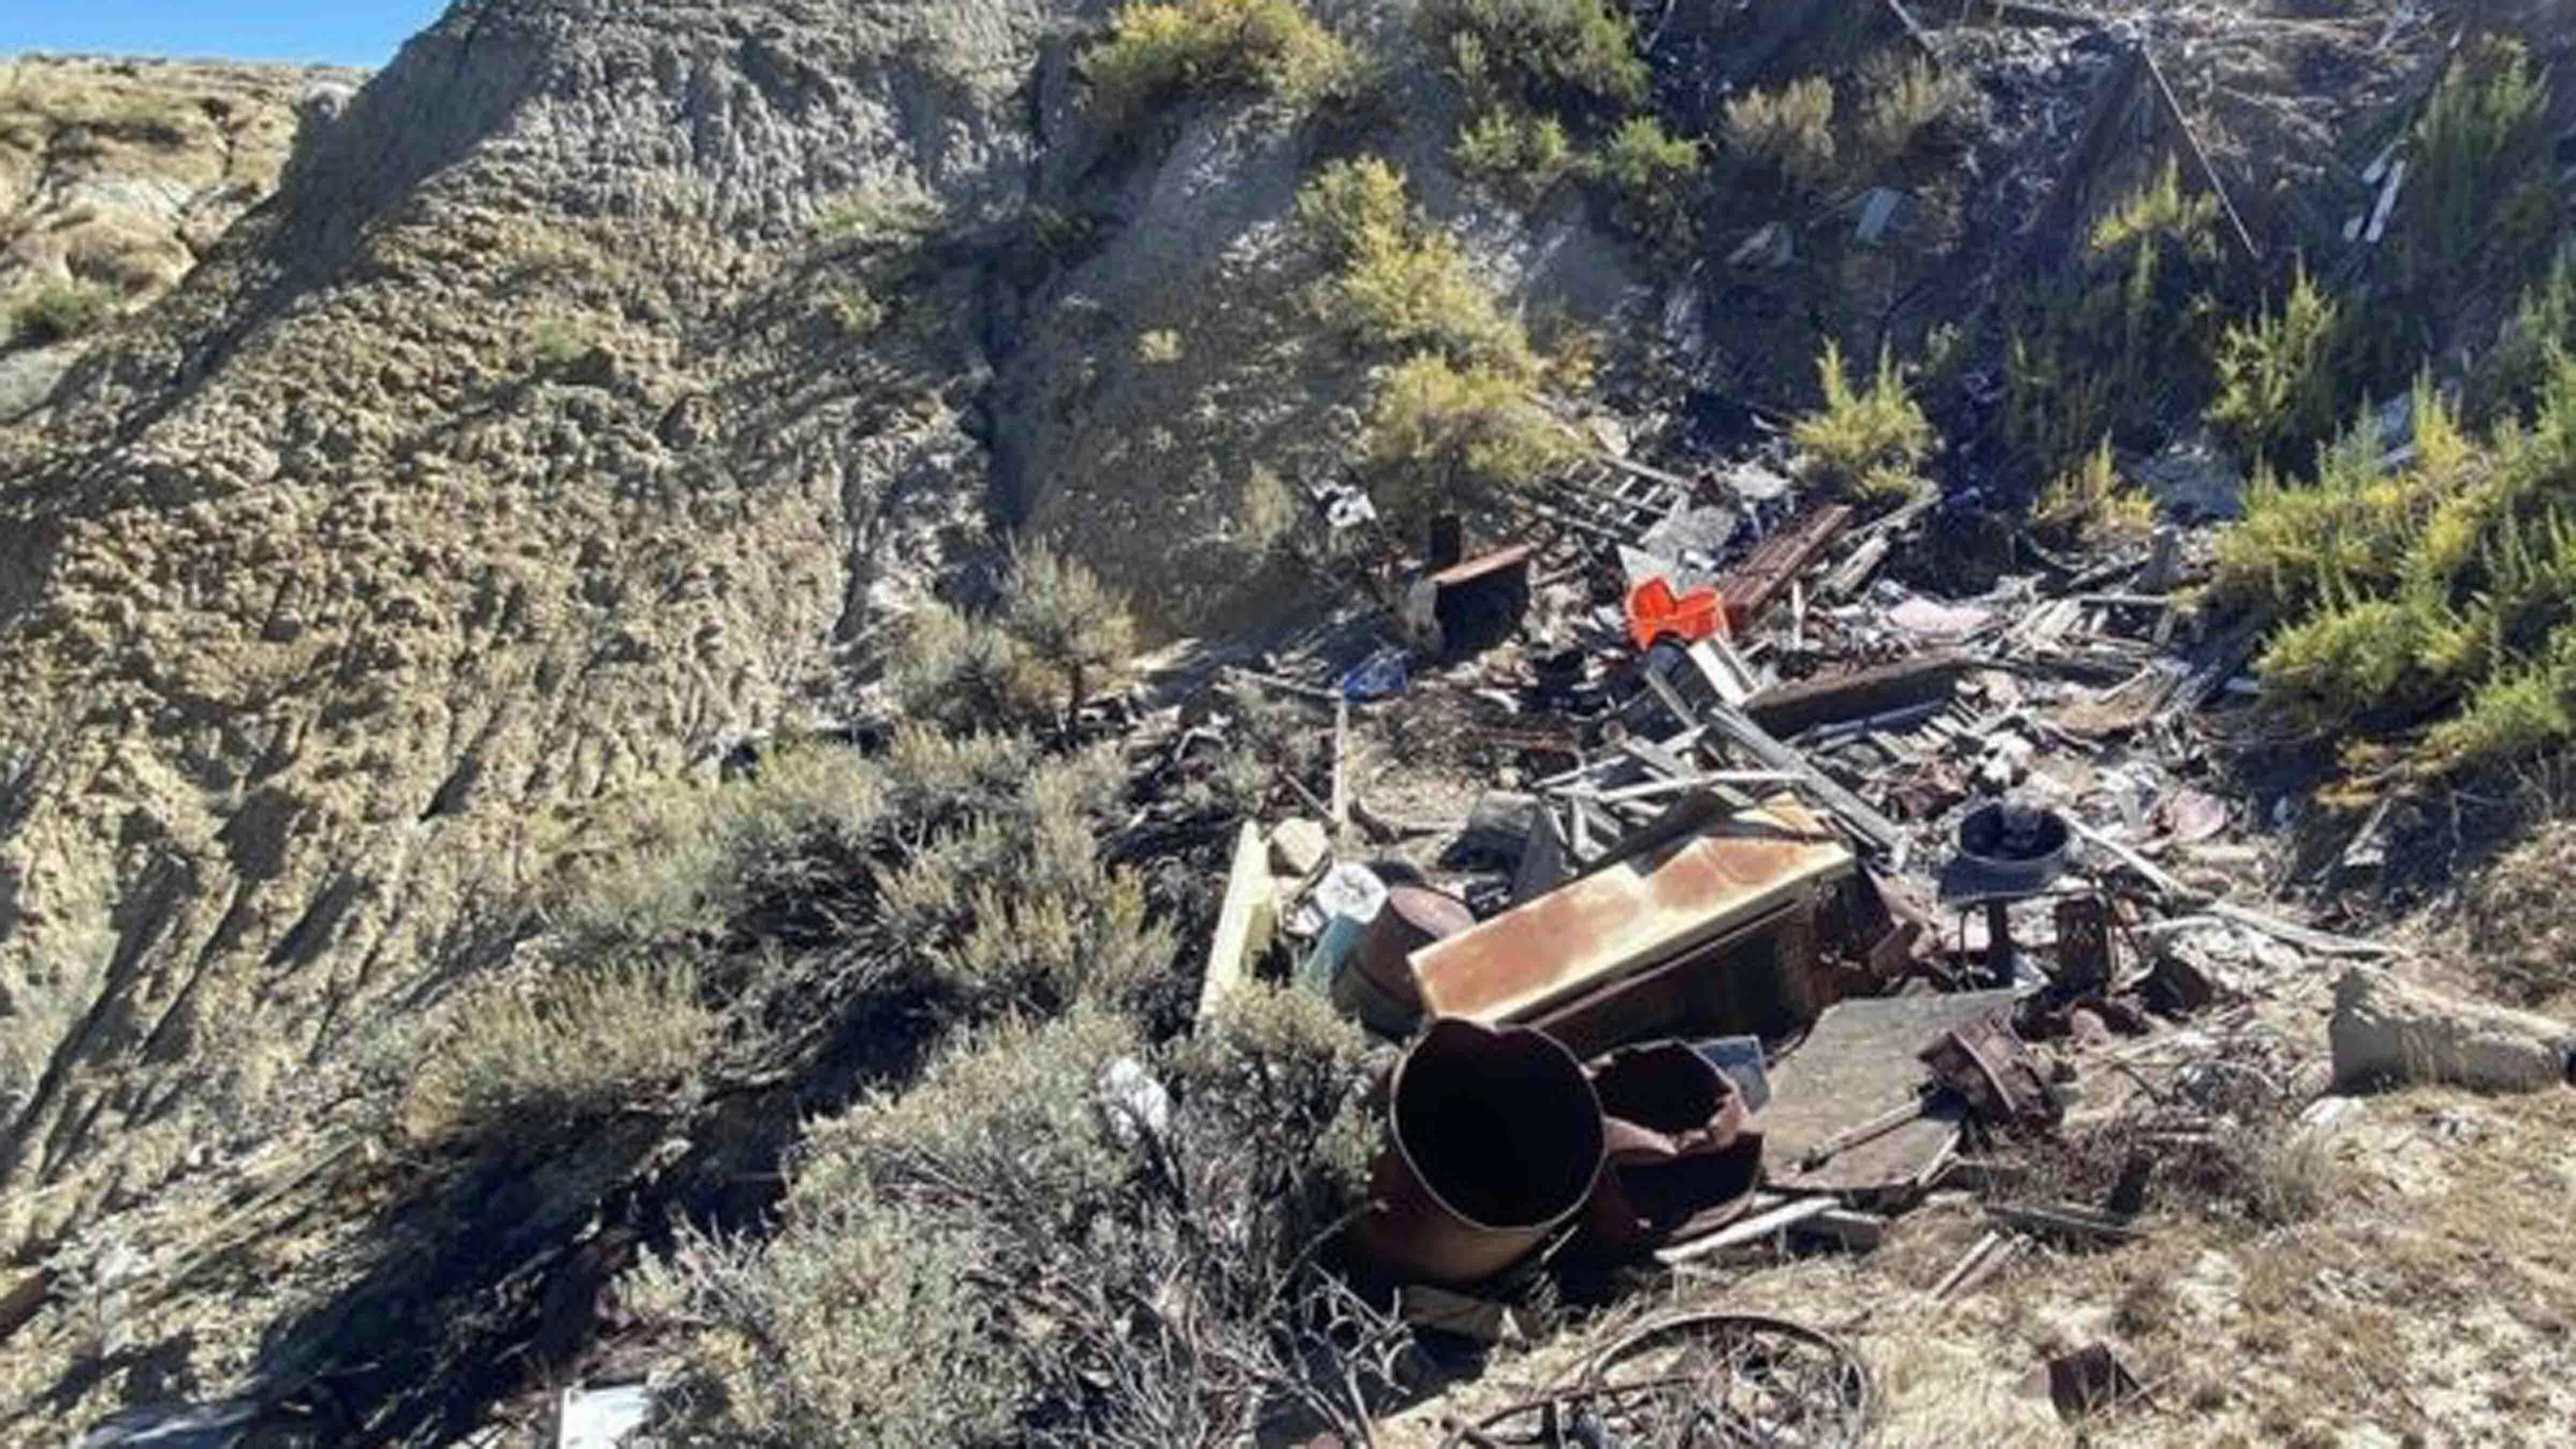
[1409,795,1854,1026]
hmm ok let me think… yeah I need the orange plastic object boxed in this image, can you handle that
[1626,576,1723,651]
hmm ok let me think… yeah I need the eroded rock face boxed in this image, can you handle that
[2331,966,2576,1095]
[0,0,1063,1244]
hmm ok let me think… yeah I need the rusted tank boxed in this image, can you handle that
[1334,885,1477,1035]
[1348,1018,1605,1286]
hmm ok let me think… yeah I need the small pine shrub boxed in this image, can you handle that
[1451,105,1576,202]
[824,283,888,336]
[6,280,113,347]
[1591,114,1700,254]
[1722,77,1837,191]
[1857,52,1967,165]
[2033,437,2156,546]
[1423,0,1646,125]
[1136,327,1183,363]
[2208,267,2354,474]
[1085,0,1356,130]
[2468,248,2575,429]
[1364,352,1573,523]
[1294,157,1536,374]
[2395,33,2548,293]
[1001,542,1139,721]
[1791,339,1935,500]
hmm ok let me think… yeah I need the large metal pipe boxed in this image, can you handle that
[1348,1018,1605,1286]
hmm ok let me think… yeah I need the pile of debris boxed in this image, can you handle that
[1130,441,2571,1443]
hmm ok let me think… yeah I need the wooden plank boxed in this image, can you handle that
[1703,699,1907,858]
[1658,1196,1837,1265]
[1197,822,1277,1026]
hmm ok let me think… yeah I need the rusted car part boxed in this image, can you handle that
[1409,794,1854,1042]
[1920,1013,2060,1130]
[1334,885,1476,1035]
[1348,1019,1605,1286]
[1575,1042,1763,1259]
[1715,504,1853,632]
[1762,989,2017,1192]
[1438,1312,1875,1449]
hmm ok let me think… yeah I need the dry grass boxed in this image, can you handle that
[2464,819,2576,1009]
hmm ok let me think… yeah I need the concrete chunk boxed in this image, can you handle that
[2330,967,2574,1094]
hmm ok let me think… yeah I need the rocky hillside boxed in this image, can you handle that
[0,0,1636,1259]
[0,54,365,415]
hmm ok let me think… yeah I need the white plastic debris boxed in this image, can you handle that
[1097,1056,1172,1148]
[559,1382,652,1449]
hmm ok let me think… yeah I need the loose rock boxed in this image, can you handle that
[2329,967,2575,1094]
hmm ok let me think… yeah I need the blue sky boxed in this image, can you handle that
[5,1,444,67]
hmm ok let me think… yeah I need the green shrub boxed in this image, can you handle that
[2005,159,2227,478]
[2219,360,2576,772]
[1722,77,1838,191]
[891,544,1138,732]
[2033,436,2155,546]
[6,280,113,346]
[2395,34,2548,293]
[1857,52,1967,165]
[1791,339,1935,501]
[407,961,714,1143]
[824,283,888,336]
[2468,248,2575,429]
[1002,542,1138,720]
[1294,157,1536,374]
[635,989,1389,1446]
[2208,267,2355,474]
[1591,114,1700,253]
[1451,105,1576,202]
[1364,352,1574,523]
[1085,0,1356,129]
[1423,0,1646,123]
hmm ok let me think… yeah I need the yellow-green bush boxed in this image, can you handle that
[2219,363,2576,773]
[1364,352,1574,522]
[1451,105,1576,201]
[1792,339,1934,502]
[1295,157,1536,374]
[1425,0,1647,123]
[2006,159,2226,478]
[1592,114,1700,254]
[1722,77,1837,191]
[2469,249,2575,429]
[2395,34,2548,294]
[1084,0,1355,128]
[2207,266,2354,474]
[1857,52,1967,165]
[2033,437,2155,546]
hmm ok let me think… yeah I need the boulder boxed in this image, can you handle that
[2329,967,2575,1094]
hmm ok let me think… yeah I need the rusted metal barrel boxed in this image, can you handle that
[1334,884,1476,1035]
[1349,1018,1605,1286]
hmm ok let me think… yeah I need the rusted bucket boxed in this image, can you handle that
[1335,885,1476,1035]
[1348,1018,1605,1286]
[1575,1040,1763,1259]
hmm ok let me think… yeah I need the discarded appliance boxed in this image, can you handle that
[1940,801,2075,986]
[1298,862,1387,996]
[1576,1041,1764,1259]
[1334,884,1476,1035]
[1407,794,1855,1057]
[1625,575,1724,651]
[1349,1018,1606,1286]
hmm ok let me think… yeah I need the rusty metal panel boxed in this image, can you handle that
[1410,795,1854,1027]
[1716,503,1851,631]
[1762,989,2018,1193]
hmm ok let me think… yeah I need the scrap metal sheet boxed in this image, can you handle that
[1762,989,2019,1192]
